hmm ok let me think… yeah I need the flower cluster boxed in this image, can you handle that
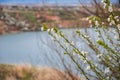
[102,0,113,12]
[43,0,120,80]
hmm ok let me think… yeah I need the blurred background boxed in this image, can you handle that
[0,0,120,80]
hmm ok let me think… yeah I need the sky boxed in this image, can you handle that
[0,0,118,5]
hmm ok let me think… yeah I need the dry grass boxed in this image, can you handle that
[0,64,82,80]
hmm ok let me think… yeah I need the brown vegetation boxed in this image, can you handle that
[0,5,91,34]
[0,64,82,80]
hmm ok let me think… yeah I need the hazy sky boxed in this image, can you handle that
[0,0,118,5]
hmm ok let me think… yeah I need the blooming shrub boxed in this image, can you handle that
[41,0,120,80]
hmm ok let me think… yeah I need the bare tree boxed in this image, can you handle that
[78,0,105,17]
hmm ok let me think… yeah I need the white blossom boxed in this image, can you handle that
[112,21,115,25]
[104,67,110,74]
[47,29,50,32]
[95,64,98,67]
[41,27,44,31]
[51,28,54,33]
[71,41,75,45]
[103,3,107,9]
[56,35,61,40]
[83,60,87,64]
[108,5,113,12]
[65,43,69,47]
[107,76,110,79]
[117,24,120,30]
[86,17,89,20]
[89,20,92,23]
[90,25,93,28]
[98,58,102,62]
[102,22,105,25]
[84,35,89,38]
[114,16,119,19]
[107,18,111,22]
[111,20,115,25]
[95,21,99,26]
[114,34,119,40]
[108,57,112,60]
[86,66,90,70]
[117,19,119,22]
[81,51,87,57]
[97,54,103,58]
[109,22,112,26]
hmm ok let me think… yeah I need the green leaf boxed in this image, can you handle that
[76,30,81,36]
[64,52,67,54]
[53,27,58,33]
[97,39,105,45]
[42,23,48,31]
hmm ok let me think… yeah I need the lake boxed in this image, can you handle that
[0,28,99,66]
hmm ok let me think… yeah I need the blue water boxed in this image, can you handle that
[0,0,118,5]
[0,28,116,66]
